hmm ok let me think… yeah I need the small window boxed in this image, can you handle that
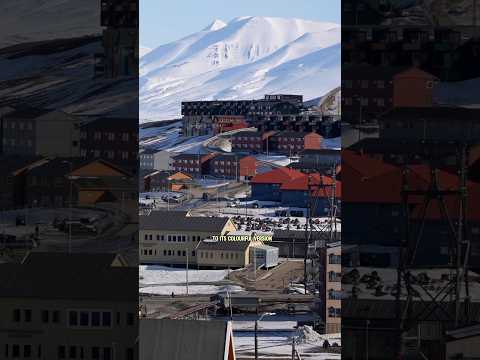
[24,309,32,322]
[79,311,89,326]
[13,309,20,322]
[42,310,49,323]
[102,312,111,327]
[91,312,101,327]
[69,346,77,359]
[127,313,134,326]
[91,347,100,360]
[24,345,31,358]
[58,346,66,359]
[13,345,20,358]
[69,311,78,326]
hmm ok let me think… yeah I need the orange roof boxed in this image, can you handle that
[343,151,480,220]
[280,173,342,199]
[251,167,304,185]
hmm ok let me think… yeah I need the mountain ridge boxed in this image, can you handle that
[140,16,340,122]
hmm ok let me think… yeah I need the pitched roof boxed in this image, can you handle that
[0,253,137,301]
[342,151,480,219]
[0,156,45,175]
[5,106,51,119]
[140,319,233,360]
[251,167,304,185]
[140,211,232,232]
[198,240,251,251]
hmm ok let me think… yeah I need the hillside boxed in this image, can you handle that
[140,16,341,122]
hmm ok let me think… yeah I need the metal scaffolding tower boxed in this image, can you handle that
[395,142,472,356]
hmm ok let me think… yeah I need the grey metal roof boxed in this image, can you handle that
[140,319,230,360]
[140,211,231,233]
[197,240,251,251]
[0,252,137,301]
[273,229,334,241]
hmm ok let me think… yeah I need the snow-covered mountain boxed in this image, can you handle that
[140,16,340,122]
[140,46,152,58]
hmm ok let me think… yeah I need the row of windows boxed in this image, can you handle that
[68,310,135,327]
[142,248,195,257]
[143,234,203,242]
[343,97,389,107]
[3,121,34,130]
[233,143,261,149]
[3,344,132,360]
[343,80,386,89]
[213,160,238,166]
[174,166,198,173]
[2,138,33,147]
[12,309,134,327]
[4,344,40,359]
[80,149,133,160]
[175,159,200,164]
[199,251,240,260]
[82,132,131,142]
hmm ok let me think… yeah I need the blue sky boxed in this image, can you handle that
[140,0,341,49]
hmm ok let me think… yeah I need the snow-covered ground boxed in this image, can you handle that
[140,265,229,285]
[234,326,341,360]
[140,16,340,121]
[139,265,244,295]
[255,154,293,167]
[322,137,341,150]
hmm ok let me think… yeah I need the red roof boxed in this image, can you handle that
[280,173,342,199]
[343,150,480,220]
[251,167,304,185]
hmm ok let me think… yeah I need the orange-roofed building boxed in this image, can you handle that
[251,167,305,201]
[342,150,480,267]
[280,173,341,216]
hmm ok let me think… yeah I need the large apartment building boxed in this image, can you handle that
[79,117,138,174]
[181,95,303,136]
[170,153,216,177]
[0,253,138,360]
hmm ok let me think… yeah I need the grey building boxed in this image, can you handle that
[139,148,155,170]
[250,244,279,268]
[0,252,138,360]
[2,107,81,157]
[140,319,235,360]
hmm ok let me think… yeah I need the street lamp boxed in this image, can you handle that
[186,239,203,296]
[62,160,74,253]
[254,312,276,360]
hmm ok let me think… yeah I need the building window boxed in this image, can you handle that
[41,310,49,323]
[127,312,134,326]
[328,271,341,282]
[58,346,66,359]
[13,309,20,322]
[328,254,341,264]
[24,309,32,322]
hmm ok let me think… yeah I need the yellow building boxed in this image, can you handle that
[197,240,256,269]
[140,211,237,267]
